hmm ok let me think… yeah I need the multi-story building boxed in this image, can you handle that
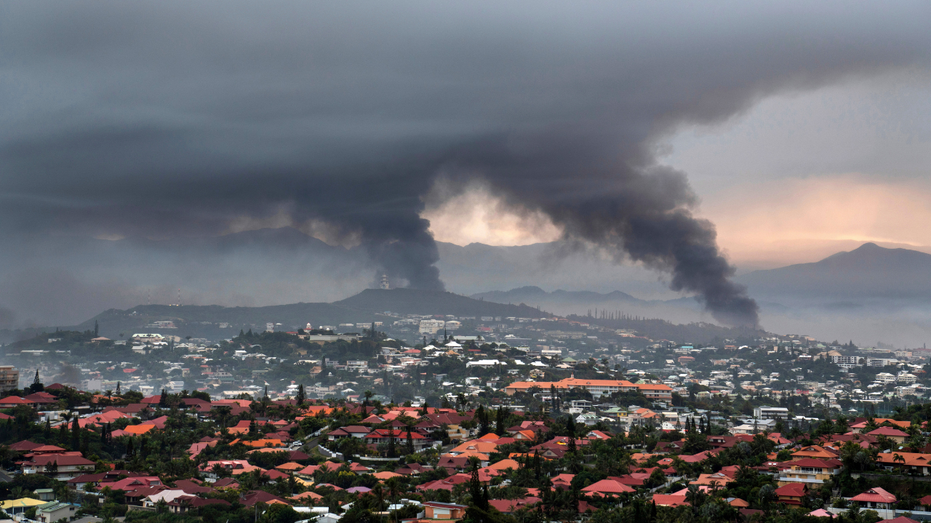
[345,360,369,372]
[419,319,446,335]
[753,406,790,420]
[777,458,842,486]
[0,365,19,393]
[504,377,673,400]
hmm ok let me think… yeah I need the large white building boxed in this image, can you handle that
[419,319,446,335]
[753,406,789,420]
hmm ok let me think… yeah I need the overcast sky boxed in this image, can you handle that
[2,1,931,326]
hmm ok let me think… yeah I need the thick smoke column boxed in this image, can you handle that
[359,213,444,291]
[441,134,759,326]
[1,2,929,326]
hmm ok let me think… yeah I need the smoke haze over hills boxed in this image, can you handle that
[3,228,931,347]
[4,3,931,328]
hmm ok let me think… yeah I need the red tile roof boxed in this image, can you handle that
[867,426,909,437]
[851,487,896,504]
[580,479,635,495]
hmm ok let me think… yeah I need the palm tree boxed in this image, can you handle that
[893,453,906,468]
[709,480,721,495]
[385,477,403,508]
[685,484,706,507]
[372,484,386,512]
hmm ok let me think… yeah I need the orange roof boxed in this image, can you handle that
[373,471,402,480]
[690,473,734,486]
[509,452,551,461]
[505,378,634,390]
[635,408,660,418]
[239,439,284,448]
[290,491,323,502]
[302,406,334,416]
[631,453,657,463]
[486,459,520,471]
[453,450,491,461]
[637,384,672,390]
[124,424,156,435]
[230,464,265,475]
[450,440,498,454]
[851,418,910,430]
[876,452,931,467]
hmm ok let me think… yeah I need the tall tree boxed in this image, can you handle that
[469,459,486,510]
[296,384,305,407]
[31,369,43,393]
[71,416,80,450]
[476,405,490,435]
[495,407,508,436]
[387,429,397,458]
[406,423,415,455]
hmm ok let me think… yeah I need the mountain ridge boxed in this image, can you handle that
[62,288,553,341]
[738,242,931,301]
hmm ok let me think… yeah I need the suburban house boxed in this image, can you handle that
[21,454,96,480]
[36,502,77,523]
[866,426,909,445]
[876,452,931,475]
[777,458,842,486]
[850,487,897,511]
[422,501,468,521]
[775,483,807,506]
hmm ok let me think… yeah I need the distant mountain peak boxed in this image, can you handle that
[507,285,547,294]
[739,241,931,302]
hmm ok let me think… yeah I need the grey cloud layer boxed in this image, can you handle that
[2,1,930,326]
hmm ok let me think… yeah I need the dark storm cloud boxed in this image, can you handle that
[2,1,930,325]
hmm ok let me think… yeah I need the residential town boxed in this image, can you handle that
[3,309,931,523]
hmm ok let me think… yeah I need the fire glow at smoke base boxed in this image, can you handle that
[2,2,929,328]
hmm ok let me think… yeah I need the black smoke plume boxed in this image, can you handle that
[439,133,759,327]
[1,2,929,326]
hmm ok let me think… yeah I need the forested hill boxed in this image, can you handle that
[334,288,551,318]
[57,288,550,341]
[567,314,763,345]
